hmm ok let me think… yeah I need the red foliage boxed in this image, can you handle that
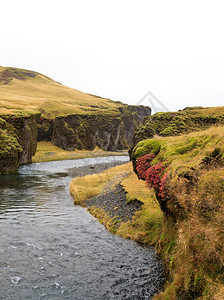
[145,162,166,190]
[159,172,169,201]
[136,154,170,203]
[136,154,156,180]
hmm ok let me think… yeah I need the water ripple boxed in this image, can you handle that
[0,156,164,299]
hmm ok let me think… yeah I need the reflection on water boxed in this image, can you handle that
[0,156,163,299]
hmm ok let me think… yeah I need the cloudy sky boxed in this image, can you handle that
[1,0,224,113]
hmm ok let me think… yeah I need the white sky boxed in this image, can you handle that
[1,0,224,112]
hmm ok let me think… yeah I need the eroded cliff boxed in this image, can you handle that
[44,105,151,151]
[0,113,39,174]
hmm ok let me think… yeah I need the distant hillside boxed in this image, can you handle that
[0,66,123,117]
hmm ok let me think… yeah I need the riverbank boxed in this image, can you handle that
[32,141,128,163]
[70,161,165,297]
[70,162,163,244]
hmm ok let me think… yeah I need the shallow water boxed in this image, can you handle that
[0,156,163,299]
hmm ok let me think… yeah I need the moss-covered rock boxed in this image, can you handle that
[0,129,23,174]
[0,117,6,129]
[132,106,224,146]
[0,113,39,174]
[41,105,151,151]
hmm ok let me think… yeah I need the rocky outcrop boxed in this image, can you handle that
[0,113,39,174]
[0,117,22,174]
[43,105,151,151]
[37,118,53,142]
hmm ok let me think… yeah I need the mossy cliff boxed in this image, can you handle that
[39,105,151,151]
[0,113,39,174]
[130,126,224,299]
[132,106,224,146]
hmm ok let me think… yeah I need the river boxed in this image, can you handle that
[0,156,163,299]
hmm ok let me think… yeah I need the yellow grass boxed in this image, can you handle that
[117,173,163,244]
[0,66,122,117]
[70,162,132,204]
[70,160,163,243]
[32,141,128,163]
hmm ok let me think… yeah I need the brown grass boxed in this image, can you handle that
[70,163,131,205]
[70,161,163,244]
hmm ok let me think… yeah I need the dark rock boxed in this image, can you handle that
[46,105,151,151]
[85,184,143,225]
[0,113,39,174]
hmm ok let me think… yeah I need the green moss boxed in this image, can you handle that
[132,107,224,146]
[134,139,162,158]
[0,117,6,129]
[0,129,22,159]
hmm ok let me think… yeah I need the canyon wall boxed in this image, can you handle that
[38,105,151,151]
[0,105,151,174]
[0,113,39,174]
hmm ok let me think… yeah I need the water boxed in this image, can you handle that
[0,156,163,299]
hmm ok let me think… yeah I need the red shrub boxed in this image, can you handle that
[159,172,170,201]
[145,162,166,190]
[145,162,170,202]
[136,154,156,180]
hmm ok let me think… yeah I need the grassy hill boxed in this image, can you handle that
[0,66,122,117]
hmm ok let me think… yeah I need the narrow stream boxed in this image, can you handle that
[0,156,163,299]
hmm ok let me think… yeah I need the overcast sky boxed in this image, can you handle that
[1,0,224,113]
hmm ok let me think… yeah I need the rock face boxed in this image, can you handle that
[0,113,39,174]
[38,105,151,151]
[0,105,151,174]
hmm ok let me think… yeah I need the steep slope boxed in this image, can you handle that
[130,124,224,299]
[0,112,39,174]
